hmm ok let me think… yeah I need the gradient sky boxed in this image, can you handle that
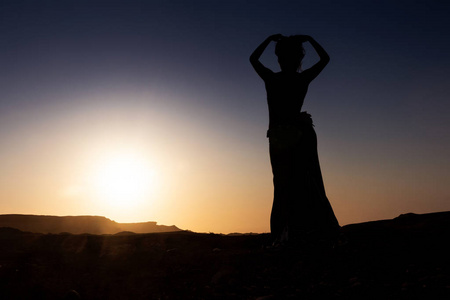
[1,0,449,233]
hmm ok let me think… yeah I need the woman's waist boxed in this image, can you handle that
[268,111,313,129]
[267,112,313,139]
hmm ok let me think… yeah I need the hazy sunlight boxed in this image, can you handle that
[89,151,157,210]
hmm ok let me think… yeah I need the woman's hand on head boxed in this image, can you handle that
[294,35,311,43]
[268,34,284,42]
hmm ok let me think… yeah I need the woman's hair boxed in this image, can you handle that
[275,36,305,70]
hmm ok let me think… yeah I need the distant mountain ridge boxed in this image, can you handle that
[0,214,181,234]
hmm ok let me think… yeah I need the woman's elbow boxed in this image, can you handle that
[249,56,260,67]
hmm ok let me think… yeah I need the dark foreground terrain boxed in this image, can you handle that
[1,212,449,299]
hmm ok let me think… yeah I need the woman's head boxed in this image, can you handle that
[275,36,305,72]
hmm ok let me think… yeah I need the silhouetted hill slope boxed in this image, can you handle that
[343,211,450,232]
[0,214,180,234]
[0,211,448,299]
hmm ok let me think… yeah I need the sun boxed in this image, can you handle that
[90,151,157,209]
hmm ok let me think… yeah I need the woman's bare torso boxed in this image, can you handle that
[265,71,309,129]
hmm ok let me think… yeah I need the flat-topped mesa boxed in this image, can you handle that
[118,221,180,233]
[0,214,181,234]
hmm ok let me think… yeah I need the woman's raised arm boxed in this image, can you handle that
[250,34,283,79]
[296,35,330,82]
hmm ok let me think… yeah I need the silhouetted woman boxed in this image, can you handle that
[250,34,340,245]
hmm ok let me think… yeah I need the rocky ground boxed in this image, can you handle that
[1,212,449,299]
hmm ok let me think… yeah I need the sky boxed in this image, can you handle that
[1,0,449,233]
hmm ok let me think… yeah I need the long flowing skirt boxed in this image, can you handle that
[268,114,340,243]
